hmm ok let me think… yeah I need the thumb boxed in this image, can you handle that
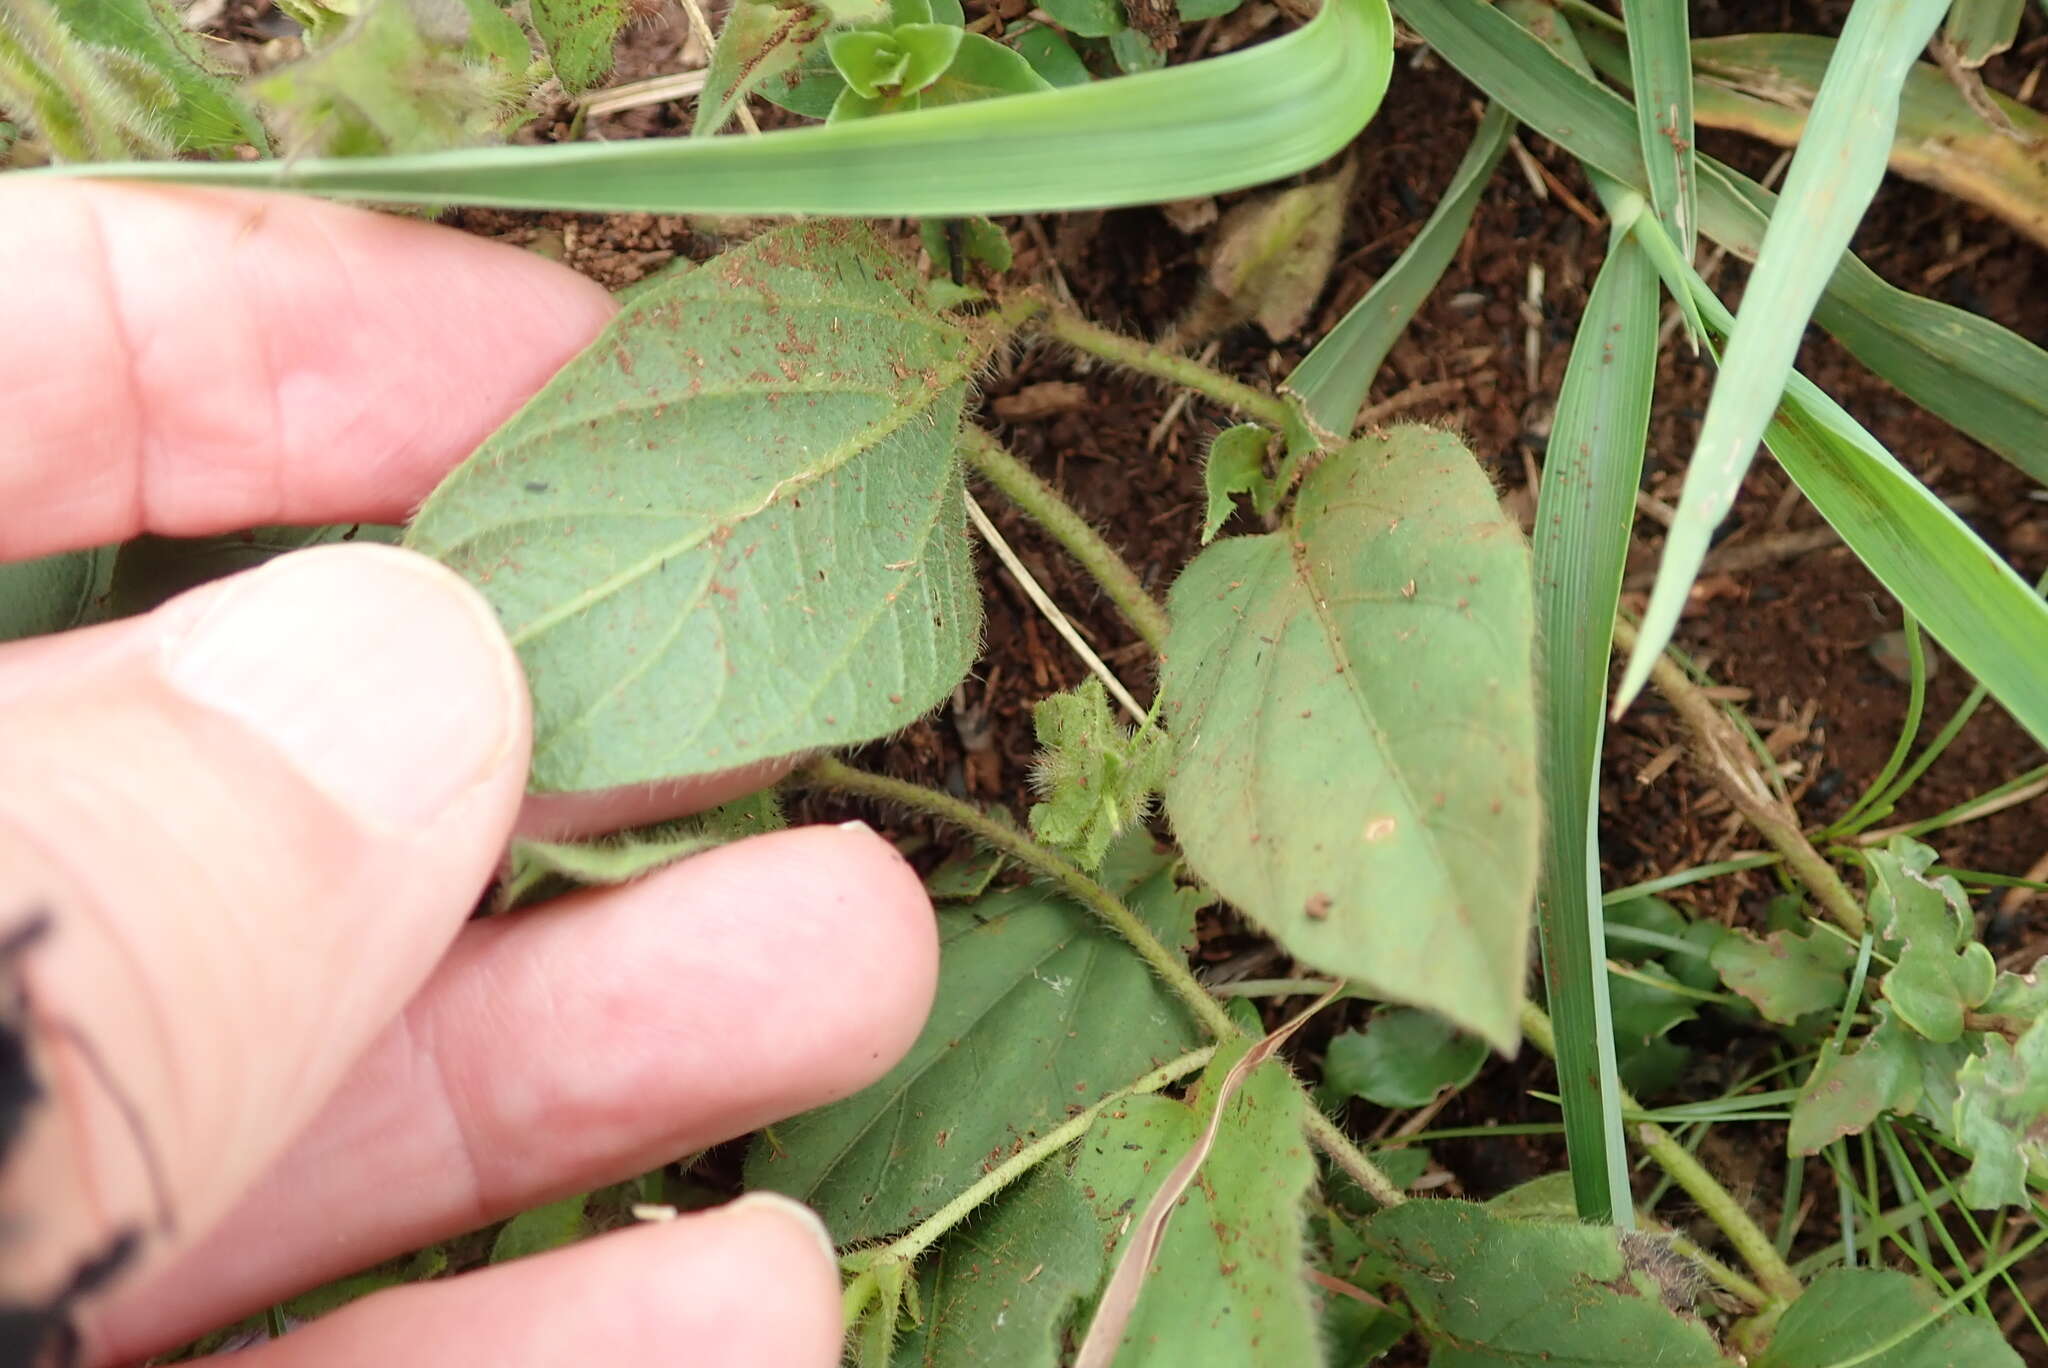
[0,544,529,1311]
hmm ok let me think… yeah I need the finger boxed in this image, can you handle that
[0,181,614,560]
[84,823,936,1363]
[513,756,800,841]
[205,1197,842,1368]
[0,544,529,1311]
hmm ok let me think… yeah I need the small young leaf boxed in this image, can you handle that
[1026,678,1169,870]
[1200,423,1274,542]
[1038,0,1123,38]
[1752,1267,2021,1368]
[1067,1042,1318,1367]
[1011,25,1092,86]
[828,84,901,121]
[530,0,629,93]
[1868,837,1997,1043]
[830,28,914,98]
[745,835,1204,1241]
[1363,1201,1727,1366]
[891,22,965,94]
[1324,1007,1487,1109]
[488,1193,587,1263]
[890,1165,1103,1367]
[1162,426,1539,1050]
[917,31,1053,106]
[1788,1008,1925,1155]
[1710,925,1855,1025]
[920,215,1013,277]
[501,792,784,907]
[407,222,983,793]
[1951,1013,2048,1208]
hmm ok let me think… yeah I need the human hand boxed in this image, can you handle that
[0,182,937,1366]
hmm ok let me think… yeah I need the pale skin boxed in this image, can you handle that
[0,181,939,1365]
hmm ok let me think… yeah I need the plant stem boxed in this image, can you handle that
[1611,618,1865,937]
[1034,303,1294,430]
[799,756,1237,1040]
[1302,1107,1407,1208]
[960,427,1171,653]
[838,1045,1219,1322]
[1521,1002,1803,1304]
[1665,1231,1771,1310]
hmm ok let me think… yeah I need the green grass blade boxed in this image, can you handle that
[1620,0,1694,255]
[1392,0,2048,483]
[1282,102,1510,436]
[28,0,1393,213]
[1618,0,1952,713]
[1530,227,1659,1225]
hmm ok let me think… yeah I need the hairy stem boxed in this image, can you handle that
[1522,1002,1802,1303]
[799,756,1236,1039]
[1611,619,1865,937]
[1302,1107,1406,1208]
[961,427,1171,653]
[1034,303,1294,430]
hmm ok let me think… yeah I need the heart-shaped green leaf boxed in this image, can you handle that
[408,222,982,792]
[1161,426,1538,1049]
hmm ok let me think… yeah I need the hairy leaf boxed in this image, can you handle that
[407,222,982,792]
[1363,1201,1728,1367]
[1951,1014,2048,1208]
[530,0,627,93]
[703,0,846,131]
[1711,925,1855,1025]
[1325,1007,1487,1109]
[1066,1044,1317,1367]
[1026,678,1169,870]
[1753,1267,2021,1367]
[744,835,1205,1241]
[1161,426,1538,1049]
[891,1165,1103,1367]
[1868,838,1997,1043]
[501,791,783,907]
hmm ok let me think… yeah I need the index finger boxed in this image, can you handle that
[0,181,615,561]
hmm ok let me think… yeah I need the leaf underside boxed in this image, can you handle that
[407,221,982,792]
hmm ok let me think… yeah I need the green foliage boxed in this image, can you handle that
[1951,1015,2048,1208]
[890,1165,1104,1366]
[256,0,535,157]
[500,792,784,907]
[697,0,842,134]
[1753,1268,2022,1367]
[1324,1007,1488,1109]
[1011,25,1091,86]
[529,0,627,93]
[1161,426,1539,1049]
[830,24,961,99]
[106,524,402,618]
[408,222,983,792]
[1789,1007,1929,1155]
[744,835,1205,1242]
[1199,423,1275,541]
[1038,0,1122,39]
[488,1192,588,1263]
[1196,163,1351,342]
[1711,926,1855,1025]
[1065,1044,1318,1366]
[1025,679,1169,870]
[919,216,1012,280]
[1362,1201,1728,1366]
[0,548,113,643]
[1868,838,1997,1044]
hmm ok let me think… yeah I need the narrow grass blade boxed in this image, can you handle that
[1531,228,1658,1225]
[1618,0,1952,714]
[33,0,1393,214]
[1282,102,1511,436]
[1393,0,2048,482]
[1620,0,1694,255]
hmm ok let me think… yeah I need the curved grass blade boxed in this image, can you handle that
[33,0,1394,215]
[1531,227,1658,1225]
[1392,0,2048,484]
[1616,0,1952,714]
[1620,0,1694,255]
[1282,102,1511,437]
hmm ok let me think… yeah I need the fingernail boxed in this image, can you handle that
[728,1192,838,1269]
[159,545,523,828]
[837,819,875,835]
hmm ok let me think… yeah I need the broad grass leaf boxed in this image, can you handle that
[1161,427,1538,1050]
[407,222,982,792]
[890,1165,1103,1367]
[743,835,1205,1242]
[1065,1043,1317,1367]
[0,548,113,643]
[1753,1268,2021,1368]
[1951,1014,2048,1208]
[1363,1200,1730,1367]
